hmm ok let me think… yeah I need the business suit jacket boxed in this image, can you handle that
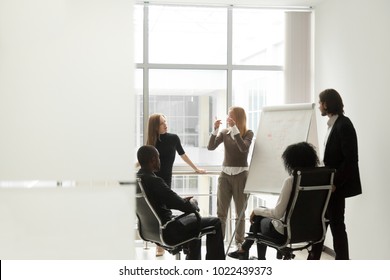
[324,115,362,198]
[136,168,197,224]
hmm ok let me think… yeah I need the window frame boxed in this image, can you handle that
[135,3,291,171]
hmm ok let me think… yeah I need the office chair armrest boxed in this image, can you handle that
[172,212,190,222]
[162,213,189,229]
[178,211,202,233]
[270,218,287,229]
[194,211,202,232]
[163,211,202,233]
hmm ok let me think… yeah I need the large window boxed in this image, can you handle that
[232,9,284,65]
[148,5,227,64]
[135,3,286,169]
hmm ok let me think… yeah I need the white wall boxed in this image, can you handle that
[315,0,390,259]
[0,0,135,259]
[0,0,134,181]
[144,0,323,7]
[0,186,134,259]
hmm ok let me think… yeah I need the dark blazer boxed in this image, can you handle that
[324,115,362,198]
[136,168,197,224]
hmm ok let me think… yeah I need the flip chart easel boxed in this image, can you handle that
[245,103,318,194]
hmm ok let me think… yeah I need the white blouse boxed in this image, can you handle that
[253,176,293,235]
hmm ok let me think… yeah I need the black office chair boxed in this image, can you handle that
[135,178,216,260]
[246,167,335,260]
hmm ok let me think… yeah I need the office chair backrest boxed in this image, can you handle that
[135,178,163,244]
[285,167,335,244]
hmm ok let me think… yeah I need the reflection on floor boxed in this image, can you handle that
[134,240,334,260]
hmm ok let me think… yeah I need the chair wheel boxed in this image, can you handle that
[283,253,295,260]
[276,251,283,259]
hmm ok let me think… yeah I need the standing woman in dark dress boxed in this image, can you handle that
[146,113,206,256]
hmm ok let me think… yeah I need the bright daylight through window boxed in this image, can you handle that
[135,4,285,170]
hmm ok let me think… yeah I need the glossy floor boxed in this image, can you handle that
[134,241,334,260]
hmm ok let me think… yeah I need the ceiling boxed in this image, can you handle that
[142,0,325,8]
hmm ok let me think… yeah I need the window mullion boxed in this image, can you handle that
[227,5,233,109]
[143,3,149,138]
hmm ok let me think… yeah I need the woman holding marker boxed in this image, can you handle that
[207,106,254,249]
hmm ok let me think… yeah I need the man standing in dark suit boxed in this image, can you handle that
[308,89,362,260]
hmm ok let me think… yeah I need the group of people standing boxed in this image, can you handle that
[136,88,362,260]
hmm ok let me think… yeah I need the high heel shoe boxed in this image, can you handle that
[156,245,165,257]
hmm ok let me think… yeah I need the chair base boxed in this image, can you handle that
[248,250,296,260]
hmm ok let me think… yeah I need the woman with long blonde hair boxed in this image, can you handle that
[207,106,254,250]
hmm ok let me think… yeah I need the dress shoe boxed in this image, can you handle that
[227,250,249,260]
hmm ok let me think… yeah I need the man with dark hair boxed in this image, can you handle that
[308,88,362,260]
[136,145,225,260]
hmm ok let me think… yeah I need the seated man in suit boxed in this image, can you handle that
[136,145,225,260]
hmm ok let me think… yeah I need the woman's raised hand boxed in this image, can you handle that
[214,118,222,130]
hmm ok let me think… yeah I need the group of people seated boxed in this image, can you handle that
[136,141,320,260]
